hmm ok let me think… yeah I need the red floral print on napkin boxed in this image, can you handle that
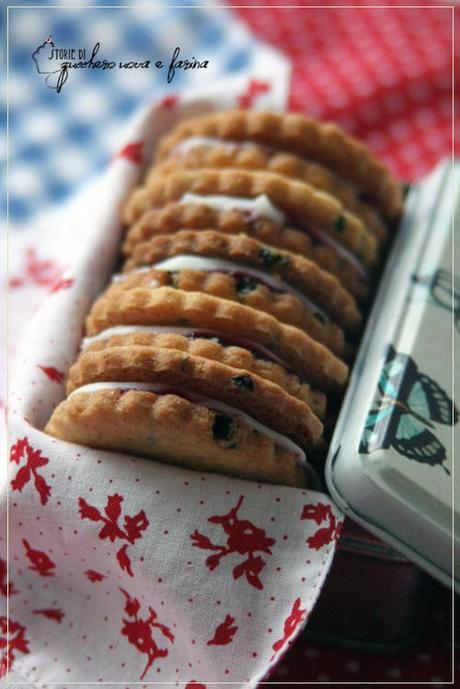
[271,597,307,659]
[49,277,74,293]
[0,558,18,597]
[191,495,275,590]
[78,493,149,577]
[84,569,106,583]
[115,141,144,165]
[37,365,65,384]
[10,438,52,506]
[120,588,174,680]
[33,608,64,623]
[301,502,342,550]
[9,247,63,290]
[22,539,55,578]
[207,614,238,646]
[237,79,271,108]
[0,616,30,678]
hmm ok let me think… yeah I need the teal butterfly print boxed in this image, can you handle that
[360,345,457,473]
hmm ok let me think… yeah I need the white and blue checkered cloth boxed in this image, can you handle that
[5,1,283,222]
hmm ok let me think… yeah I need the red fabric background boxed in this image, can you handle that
[232,0,458,182]
[230,1,457,685]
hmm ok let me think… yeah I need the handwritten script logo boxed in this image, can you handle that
[32,37,209,93]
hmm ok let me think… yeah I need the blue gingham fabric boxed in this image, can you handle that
[5,1,282,222]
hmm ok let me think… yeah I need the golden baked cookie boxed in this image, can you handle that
[123,169,378,266]
[154,110,403,219]
[122,230,361,330]
[122,202,369,301]
[85,286,349,390]
[82,328,327,418]
[45,387,310,487]
[67,345,322,446]
[109,267,345,355]
[148,142,387,242]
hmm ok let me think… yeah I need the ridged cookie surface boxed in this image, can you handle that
[123,169,377,266]
[149,143,387,241]
[82,329,326,418]
[85,286,349,390]
[45,388,308,487]
[67,345,322,446]
[109,267,345,355]
[123,202,369,300]
[155,110,403,219]
[122,230,361,330]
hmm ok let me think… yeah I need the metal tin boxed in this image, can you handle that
[326,159,458,590]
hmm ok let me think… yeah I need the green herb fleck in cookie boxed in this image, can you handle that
[259,248,290,270]
[235,276,258,295]
[212,414,235,442]
[232,374,254,391]
[334,215,346,233]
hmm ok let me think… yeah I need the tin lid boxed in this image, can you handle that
[326,159,458,590]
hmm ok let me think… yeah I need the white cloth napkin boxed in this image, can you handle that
[2,72,343,688]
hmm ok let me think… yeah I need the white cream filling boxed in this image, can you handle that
[172,136,238,156]
[179,192,287,226]
[173,170,367,282]
[67,381,307,466]
[112,266,152,283]
[81,325,200,349]
[127,254,328,322]
[178,193,366,280]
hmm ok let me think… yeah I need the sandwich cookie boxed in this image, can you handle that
[85,286,349,391]
[154,110,404,220]
[122,169,378,266]
[122,229,361,331]
[81,326,327,418]
[45,386,311,487]
[108,263,345,356]
[66,345,322,447]
[148,140,387,242]
[123,201,370,301]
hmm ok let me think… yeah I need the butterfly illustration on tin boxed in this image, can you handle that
[412,268,460,333]
[360,345,457,473]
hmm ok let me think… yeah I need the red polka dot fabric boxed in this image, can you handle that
[232,0,458,182]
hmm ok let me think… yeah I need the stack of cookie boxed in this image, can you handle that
[45,110,403,487]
